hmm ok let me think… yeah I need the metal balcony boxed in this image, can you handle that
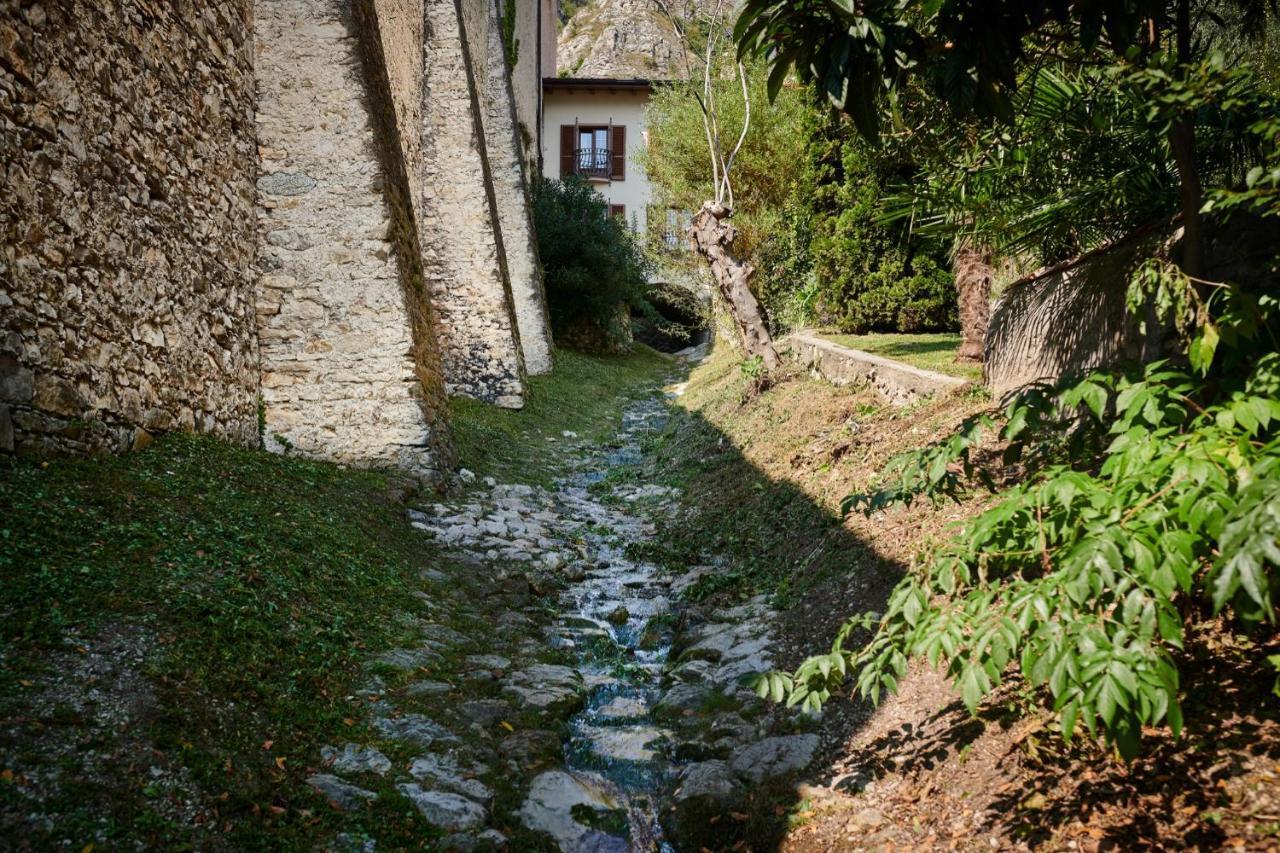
[573,147,612,180]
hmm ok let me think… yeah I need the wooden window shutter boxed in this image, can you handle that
[559,125,575,178]
[609,203,626,220]
[610,125,626,180]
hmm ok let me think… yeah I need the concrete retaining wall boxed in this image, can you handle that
[786,332,965,406]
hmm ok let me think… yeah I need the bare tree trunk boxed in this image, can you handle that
[689,201,781,370]
[954,244,993,362]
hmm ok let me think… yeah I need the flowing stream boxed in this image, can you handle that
[518,396,681,851]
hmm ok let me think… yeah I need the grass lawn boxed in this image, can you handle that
[449,345,674,485]
[818,331,982,381]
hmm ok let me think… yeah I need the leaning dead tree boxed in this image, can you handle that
[654,0,782,371]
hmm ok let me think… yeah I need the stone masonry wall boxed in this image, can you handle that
[0,0,260,454]
[254,0,451,475]
[420,0,526,408]
[468,0,554,375]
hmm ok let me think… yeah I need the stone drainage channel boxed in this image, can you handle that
[308,366,822,850]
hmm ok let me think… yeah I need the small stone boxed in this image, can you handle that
[459,699,508,728]
[465,654,511,673]
[374,714,459,748]
[308,774,376,810]
[257,171,317,196]
[458,468,477,483]
[409,754,494,805]
[398,784,487,831]
[321,744,392,776]
[853,807,886,828]
[406,680,454,696]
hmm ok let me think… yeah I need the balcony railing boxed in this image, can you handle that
[573,147,612,180]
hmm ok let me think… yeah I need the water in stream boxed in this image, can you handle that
[518,398,680,852]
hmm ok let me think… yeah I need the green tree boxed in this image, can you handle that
[530,176,652,350]
[735,0,1276,280]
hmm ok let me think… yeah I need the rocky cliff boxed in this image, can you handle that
[556,0,710,79]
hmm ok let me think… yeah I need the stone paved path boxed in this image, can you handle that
[308,362,821,850]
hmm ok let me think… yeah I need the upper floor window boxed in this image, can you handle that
[560,124,626,182]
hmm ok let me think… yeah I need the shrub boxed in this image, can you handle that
[531,176,652,351]
[806,121,958,333]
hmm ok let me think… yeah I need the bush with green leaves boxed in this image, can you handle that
[755,262,1279,757]
[531,176,653,350]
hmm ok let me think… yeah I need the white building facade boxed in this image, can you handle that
[539,78,654,234]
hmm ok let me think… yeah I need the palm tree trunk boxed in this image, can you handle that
[954,244,993,362]
[688,201,782,370]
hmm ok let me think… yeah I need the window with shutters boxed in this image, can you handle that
[609,203,626,221]
[560,124,626,181]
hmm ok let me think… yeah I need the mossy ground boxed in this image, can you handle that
[450,346,673,486]
[0,345,674,849]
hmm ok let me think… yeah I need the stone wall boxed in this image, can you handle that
[468,0,553,375]
[418,0,528,407]
[0,0,260,454]
[785,332,965,406]
[254,0,452,475]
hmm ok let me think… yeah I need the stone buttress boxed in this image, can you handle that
[253,0,453,475]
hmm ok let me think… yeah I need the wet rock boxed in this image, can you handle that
[398,784,487,831]
[321,744,391,776]
[606,605,630,625]
[654,683,710,720]
[374,714,459,748]
[594,695,649,721]
[729,734,820,785]
[518,770,630,852]
[503,664,583,714]
[308,774,376,810]
[576,724,668,763]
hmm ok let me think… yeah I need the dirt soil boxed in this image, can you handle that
[661,352,1280,851]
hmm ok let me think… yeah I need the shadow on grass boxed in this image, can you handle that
[626,359,912,850]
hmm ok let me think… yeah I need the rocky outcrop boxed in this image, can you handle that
[1,0,260,454]
[557,0,686,78]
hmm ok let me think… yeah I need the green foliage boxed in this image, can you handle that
[735,0,1275,136]
[641,60,814,270]
[500,0,519,70]
[643,62,957,335]
[531,176,653,348]
[757,269,1280,757]
[449,346,672,487]
[806,116,957,331]
[0,435,439,846]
